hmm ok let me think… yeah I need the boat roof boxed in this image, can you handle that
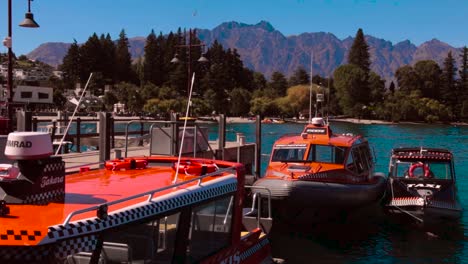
[273,123,364,148]
[0,157,240,246]
[391,147,453,161]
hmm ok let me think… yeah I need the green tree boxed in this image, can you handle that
[115,29,136,84]
[229,88,252,116]
[441,51,457,119]
[333,64,368,117]
[346,28,371,105]
[59,40,81,88]
[280,85,310,117]
[395,65,420,92]
[368,72,385,103]
[253,72,267,90]
[143,30,159,85]
[414,60,441,99]
[288,67,310,86]
[100,33,116,86]
[348,28,371,74]
[460,47,468,97]
[268,71,288,97]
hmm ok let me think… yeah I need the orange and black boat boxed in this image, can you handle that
[252,117,387,222]
[384,147,462,223]
[0,131,272,263]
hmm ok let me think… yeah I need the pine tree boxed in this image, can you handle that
[459,47,468,101]
[80,33,103,82]
[288,67,310,86]
[347,28,371,105]
[389,81,395,94]
[268,72,288,97]
[59,40,81,88]
[441,51,457,119]
[348,28,371,74]
[115,29,135,83]
[143,30,158,85]
[100,33,116,86]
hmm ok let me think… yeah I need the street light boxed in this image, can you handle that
[170,29,208,98]
[3,0,39,133]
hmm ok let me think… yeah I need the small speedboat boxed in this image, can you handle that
[384,147,462,223]
[252,117,387,222]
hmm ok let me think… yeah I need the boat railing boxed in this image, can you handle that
[244,186,272,225]
[62,165,238,226]
[123,120,215,158]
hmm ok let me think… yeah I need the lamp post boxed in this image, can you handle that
[171,29,208,98]
[3,0,39,133]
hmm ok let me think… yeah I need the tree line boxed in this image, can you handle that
[56,28,468,122]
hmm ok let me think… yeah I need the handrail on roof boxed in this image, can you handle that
[62,165,237,226]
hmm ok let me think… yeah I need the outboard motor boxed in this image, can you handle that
[0,132,65,204]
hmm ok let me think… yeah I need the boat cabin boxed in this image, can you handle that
[267,118,374,182]
[389,148,455,181]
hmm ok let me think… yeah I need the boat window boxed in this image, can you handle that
[307,145,347,164]
[187,195,233,263]
[272,148,306,162]
[65,212,181,264]
[351,147,367,174]
[346,151,357,173]
[395,160,453,180]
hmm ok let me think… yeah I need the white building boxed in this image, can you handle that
[10,85,53,104]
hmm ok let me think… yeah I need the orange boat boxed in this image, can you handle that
[252,117,387,222]
[0,132,272,263]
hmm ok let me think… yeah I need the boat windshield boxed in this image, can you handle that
[307,144,347,164]
[393,160,453,180]
[271,144,307,162]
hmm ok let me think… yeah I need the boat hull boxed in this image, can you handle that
[252,175,387,222]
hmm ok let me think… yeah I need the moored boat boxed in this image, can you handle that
[384,147,462,223]
[0,131,272,263]
[252,117,387,222]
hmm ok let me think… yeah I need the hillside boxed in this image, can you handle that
[26,21,464,80]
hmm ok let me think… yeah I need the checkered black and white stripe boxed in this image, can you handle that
[42,176,237,244]
[239,238,270,261]
[0,245,50,262]
[53,235,97,259]
[24,189,65,204]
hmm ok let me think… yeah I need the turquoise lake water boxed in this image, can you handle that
[208,121,468,264]
[55,120,467,263]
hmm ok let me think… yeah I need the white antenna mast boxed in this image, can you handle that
[55,73,93,155]
[309,52,313,123]
[173,72,196,183]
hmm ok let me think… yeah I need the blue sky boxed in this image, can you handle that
[1,0,467,56]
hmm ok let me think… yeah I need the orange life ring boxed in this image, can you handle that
[408,162,430,178]
[105,158,148,171]
[172,160,218,176]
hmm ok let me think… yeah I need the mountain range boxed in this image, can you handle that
[27,21,464,81]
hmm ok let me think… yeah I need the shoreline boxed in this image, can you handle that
[224,116,468,126]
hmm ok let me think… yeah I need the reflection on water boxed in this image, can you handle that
[206,121,468,263]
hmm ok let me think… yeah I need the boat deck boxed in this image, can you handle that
[0,160,237,246]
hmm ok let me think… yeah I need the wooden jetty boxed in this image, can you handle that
[5,111,262,183]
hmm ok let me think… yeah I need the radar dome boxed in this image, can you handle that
[4,132,53,160]
[311,117,325,126]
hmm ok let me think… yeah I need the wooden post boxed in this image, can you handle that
[170,113,179,156]
[218,114,226,160]
[16,111,31,131]
[98,112,111,166]
[76,118,81,153]
[255,115,262,179]
[51,120,57,142]
[32,117,38,131]
[111,117,115,149]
